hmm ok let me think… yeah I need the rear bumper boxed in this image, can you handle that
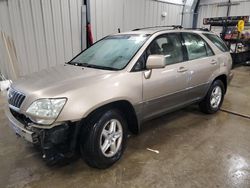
[5,107,37,143]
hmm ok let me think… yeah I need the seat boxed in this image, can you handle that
[162,41,181,64]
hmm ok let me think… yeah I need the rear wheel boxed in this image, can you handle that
[199,80,225,114]
[80,109,127,169]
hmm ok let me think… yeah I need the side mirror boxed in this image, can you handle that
[146,55,166,69]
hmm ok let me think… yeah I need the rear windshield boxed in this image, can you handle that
[203,33,229,52]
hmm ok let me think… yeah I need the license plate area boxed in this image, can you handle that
[9,121,35,143]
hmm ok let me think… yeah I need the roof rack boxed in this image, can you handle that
[132,25,183,31]
[184,28,211,32]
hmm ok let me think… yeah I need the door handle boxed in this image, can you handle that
[211,59,217,65]
[177,66,188,73]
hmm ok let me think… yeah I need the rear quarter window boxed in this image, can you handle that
[203,33,229,52]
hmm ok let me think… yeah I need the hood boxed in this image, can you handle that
[12,64,116,97]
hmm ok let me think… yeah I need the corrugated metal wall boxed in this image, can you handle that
[90,0,183,41]
[197,0,250,28]
[0,0,183,79]
[0,0,82,79]
[230,0,250,16]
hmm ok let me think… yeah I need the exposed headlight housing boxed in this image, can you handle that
[26,98,67,125]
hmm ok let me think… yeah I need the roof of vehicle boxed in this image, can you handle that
[113,26,213,36]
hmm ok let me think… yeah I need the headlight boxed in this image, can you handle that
[26,98,67,125]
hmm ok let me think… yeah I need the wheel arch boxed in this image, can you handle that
[213,74,228,93]
[84,100,140,134]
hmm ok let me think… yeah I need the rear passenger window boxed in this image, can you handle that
[183,33,213,60]
[203,33,229,52]
[146,33,184,65]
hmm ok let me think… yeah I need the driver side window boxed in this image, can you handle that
[146,33,184,65]
[133,33,184,71]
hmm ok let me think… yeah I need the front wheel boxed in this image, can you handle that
[80,109,127,169]
[199,80,225,114]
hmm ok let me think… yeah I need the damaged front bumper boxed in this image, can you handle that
[5,107,81,164]
[5,107,38,143]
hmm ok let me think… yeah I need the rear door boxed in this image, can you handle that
[181,32,219,102]
[203,33,232,70]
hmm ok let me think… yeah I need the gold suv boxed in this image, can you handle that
[5,26,233,168]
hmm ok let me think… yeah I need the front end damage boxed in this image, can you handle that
[5,107,81,165]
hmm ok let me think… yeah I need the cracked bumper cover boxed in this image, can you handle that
[5,107,75,148]
[5,106,80,162]
[5,107,37,143]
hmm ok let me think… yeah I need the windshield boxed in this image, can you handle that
[70,34,149,70]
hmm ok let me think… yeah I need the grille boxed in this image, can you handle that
[8,88,26,108]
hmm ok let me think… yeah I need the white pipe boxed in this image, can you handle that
[153,0,184,6]
[1,32,17,79]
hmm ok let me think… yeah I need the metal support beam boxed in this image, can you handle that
[181,0,199,28]
[193,0,200,28]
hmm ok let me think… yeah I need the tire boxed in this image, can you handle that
[199,80,225,114]
[80,109,127,169]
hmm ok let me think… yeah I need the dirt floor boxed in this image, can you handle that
[0,66,250,188]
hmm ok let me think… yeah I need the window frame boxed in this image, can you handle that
[181,32,215,61]
[131,32,186,72]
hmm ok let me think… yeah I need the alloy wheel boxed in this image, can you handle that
[210,86,222,109]
[100,119,123,158]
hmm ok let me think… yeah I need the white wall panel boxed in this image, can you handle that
[230,1,250,16]
[0,0,82,79]
[69,0,81,57]
[60,0,73,61]
[51,0,65,66]
[0,0,11,77]
[41,0,57,67]
[200,0,228,5]
[90,0,183,41]
[8,0,30,76]
[1,0,182,79]
[30,0,49,71]
[20,0,39,73]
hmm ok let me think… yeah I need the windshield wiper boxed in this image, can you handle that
[85,64,119,71]
[67,61,79,66]
[67,62,118,70]
[67,62,88,68]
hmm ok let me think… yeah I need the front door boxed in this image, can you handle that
[141,33,189,120]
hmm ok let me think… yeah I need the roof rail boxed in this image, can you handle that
[184,28,211,32]
[132,25,183,31]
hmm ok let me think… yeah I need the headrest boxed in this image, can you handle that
[162,42,174,52]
